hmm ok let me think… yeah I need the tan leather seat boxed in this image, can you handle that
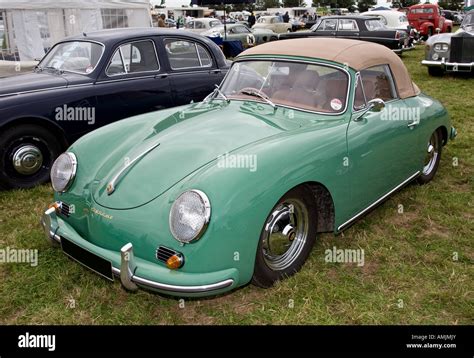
[272,70,320,110]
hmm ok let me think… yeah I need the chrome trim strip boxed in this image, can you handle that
[337,171,420,231]
[106,142,160,195]
[96,74,159,84]
[422,59,474,68]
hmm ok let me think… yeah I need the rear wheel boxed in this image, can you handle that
[0,124,63,189]
[252,186,317,288]
[417,129,442,184]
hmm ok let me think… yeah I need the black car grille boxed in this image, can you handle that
[156,246,179,263]
[450,35,474,63]
[59,202,71,217]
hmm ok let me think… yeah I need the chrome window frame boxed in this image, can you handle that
[337,18,360,32]
[105,39,161,78]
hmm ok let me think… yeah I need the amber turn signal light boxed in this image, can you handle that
[166,254,184,269]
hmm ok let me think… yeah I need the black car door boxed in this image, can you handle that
[94,38,173,122]
[336,18,360,40]
[159,36,224,105]
[312,18,338,37]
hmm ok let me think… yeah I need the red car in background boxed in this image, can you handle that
[408,4,453,38]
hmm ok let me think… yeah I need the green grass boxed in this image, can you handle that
[0,46,473,325]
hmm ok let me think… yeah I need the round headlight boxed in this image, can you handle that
[50,152,77,192]
[169,190,211,243]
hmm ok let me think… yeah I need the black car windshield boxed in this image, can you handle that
[39,41,104,74]
[220,60,349,114]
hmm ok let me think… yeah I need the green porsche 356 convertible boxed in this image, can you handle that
[42,38,456,297]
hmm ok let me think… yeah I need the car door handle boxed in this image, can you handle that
[407,120,419,128]
[211,69,221,74]
[158,73,168,79]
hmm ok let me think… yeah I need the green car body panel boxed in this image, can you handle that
[46,53,453,297]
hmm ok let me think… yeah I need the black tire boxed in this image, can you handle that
[428,66,444,76]
[417,129,442,185]
[0,124,63,189]
[252,185,317,288]
[269,36,278,42]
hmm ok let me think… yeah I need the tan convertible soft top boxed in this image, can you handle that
[238,38,420,99]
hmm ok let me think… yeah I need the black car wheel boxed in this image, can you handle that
[0,124,63,189]
[428,66,444,76]
[252,186,317,288]
[417,129,442,184]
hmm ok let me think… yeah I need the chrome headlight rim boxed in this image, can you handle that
[169,189,211,244]
[50,152,77,193]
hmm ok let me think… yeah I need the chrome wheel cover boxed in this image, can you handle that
[12,144,43,175]
[423,132,439,176]
[262,199,309,271]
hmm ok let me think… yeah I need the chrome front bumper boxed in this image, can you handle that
[41,208,234,295]
[422,58,474,72]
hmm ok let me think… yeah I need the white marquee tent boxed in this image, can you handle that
[0,0,152,61]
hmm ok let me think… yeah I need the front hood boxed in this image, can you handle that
[0,71,68,97]
[92,101,302,209]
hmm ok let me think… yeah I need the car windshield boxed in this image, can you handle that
[220,60,349,114]
[462,13,474,28]
[366,19,387,31]
[39,41,104,74]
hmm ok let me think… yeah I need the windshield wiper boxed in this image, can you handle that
[239,88,276,110]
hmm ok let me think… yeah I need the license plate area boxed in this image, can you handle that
[61,237,114,281]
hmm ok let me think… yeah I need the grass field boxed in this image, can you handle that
[0,45,473,325]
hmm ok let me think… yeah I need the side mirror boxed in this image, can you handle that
[353,98,385,122]
[368,98,385,112]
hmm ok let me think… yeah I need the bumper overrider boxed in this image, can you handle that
[422,58,474,72]
[41,207,236,296]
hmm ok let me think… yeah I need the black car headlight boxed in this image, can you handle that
[50,152,77,192]
[169,190,211,243]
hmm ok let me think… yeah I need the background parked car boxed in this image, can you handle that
[279,16,407,53]
[202,23,278,48]
[362,10,416,48]
[252,16,293,33]
[422,10,474,76]
[408,4,453,39]
[0,28,229,189]
[183,18,222,33]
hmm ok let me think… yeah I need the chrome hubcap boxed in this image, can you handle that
[262,199,309,271]
[12,145,43,175]
[423,133,439,175]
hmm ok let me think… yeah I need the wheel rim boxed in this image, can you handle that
[262,199,309,271]
[12,144,43,175]
[423,132,439,175]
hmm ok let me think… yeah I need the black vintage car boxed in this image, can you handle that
[278,16,407,53]
[0,28,229,189]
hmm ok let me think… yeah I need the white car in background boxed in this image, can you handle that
[252,16,292,33]
[362,10,416,49]
[183,18,222,33]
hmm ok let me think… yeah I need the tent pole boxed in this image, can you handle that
[222,2,227,41]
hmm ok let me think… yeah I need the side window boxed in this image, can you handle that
[106,40,159,76]
[353,74,366,110]
[360,65,397,102]
[338,19,359,31]
[164,39,213,69]
[318,19,337,31]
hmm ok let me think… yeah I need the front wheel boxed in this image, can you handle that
[428,66,444,76]
[417,129,442,184]
[0,124,63,189]
[252,186,317,288]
